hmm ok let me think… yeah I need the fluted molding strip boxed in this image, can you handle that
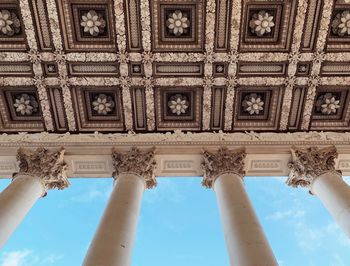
[201,147,245,188]
[15,147,69,192]
[112,147,157,189]
[286,146,342,188]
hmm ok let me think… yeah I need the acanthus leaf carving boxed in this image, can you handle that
[15,147,69,193]
[112,147,157,189]
[286,146,342,188]
[201,147,246,188]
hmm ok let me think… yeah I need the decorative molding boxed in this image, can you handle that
[249,160,282,173]
[279,0,308,130]
[301,1,334,130]
[20,0,55,131]
[72,160,109,175]
[338,159,350,170]
[286,146,341,188]
[15,147,69,192]
[201,147,245,188]
[112,147,157,189]
[0,131,350,147]
[156,154,203,176]
[0,160,18,175]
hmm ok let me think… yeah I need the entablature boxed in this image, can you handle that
[0,131,350,178]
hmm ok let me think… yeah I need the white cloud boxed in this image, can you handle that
[39,254,64,265]
[294,222,325,251]
[0,250,32,266]
[70,185,112,203]
[266,209,305,221]
[0,250,63,266]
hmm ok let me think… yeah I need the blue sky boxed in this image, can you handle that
[0,176,350,266]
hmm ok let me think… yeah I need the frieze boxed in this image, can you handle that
[0,131,350,147]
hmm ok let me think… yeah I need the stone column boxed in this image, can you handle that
[0,147,69,249]
[202,148,278,266]
[287,146,350,238]
[83,147,157,266]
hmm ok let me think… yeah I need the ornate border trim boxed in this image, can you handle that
[0,131,349,146]
[300,0,334,130]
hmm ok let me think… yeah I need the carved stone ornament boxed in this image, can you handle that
[201,147,246,189]
[15,147,69,194]
[286,146,342,188]
[112,147,157,189]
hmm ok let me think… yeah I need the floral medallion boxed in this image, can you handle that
[249,11,275,37]
[166,10,190,36]
[80,10,106,37]
[13,94,39,116]
[167,94,189,115]
[315,93,341,115]
[92,93,115,115]
[242,93,264,115]
[331,11,350,37]
[0,9,21,36]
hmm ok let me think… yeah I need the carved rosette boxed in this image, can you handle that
[112,147,157,189]
[286,146,342,188]
[201,147,246,188]
[15,147,69,193]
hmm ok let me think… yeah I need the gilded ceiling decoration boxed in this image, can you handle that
[0,0,349,133]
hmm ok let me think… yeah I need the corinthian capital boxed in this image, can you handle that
[201,147,246,188]
[112,147,157,189]
[16,147,69,191]
[286,146,341,188]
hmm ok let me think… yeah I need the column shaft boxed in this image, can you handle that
[214,173,278,266]
[311,172,350,237]
[0,174,45,248]
[83,173,145,266]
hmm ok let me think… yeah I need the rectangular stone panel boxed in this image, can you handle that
[155,154,203,176]
[153,62,203,77]
[30,0,54,51]
[125,0,142,51]
[68,62,119,76]
[130,87,147,131]
[288,87,306,130]
[0,63,33,76]
[214,0,232,51]
[300,0,323,52]
[48,87,68,132]
[321,62,350,76]
[0,158,18,178]
[237,62,287,77]
[211,87,225,130]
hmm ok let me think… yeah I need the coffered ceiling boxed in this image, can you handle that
[0,0,349,133]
